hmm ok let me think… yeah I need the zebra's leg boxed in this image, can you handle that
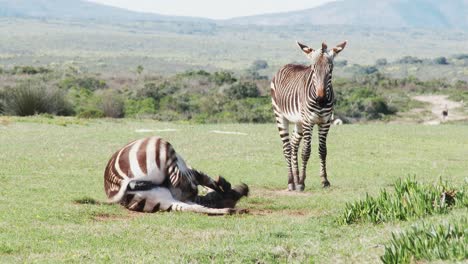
[171,202,245,215]
[275,116,294,190]
[290,123,303,191]
[298,124,313,191]
[318,123,331,187]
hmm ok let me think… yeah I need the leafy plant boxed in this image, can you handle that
[381,218,467,263]
[339,177,467,225]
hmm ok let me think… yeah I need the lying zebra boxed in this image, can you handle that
[104,136,248,215]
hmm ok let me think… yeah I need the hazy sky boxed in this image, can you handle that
[88,0,336,19]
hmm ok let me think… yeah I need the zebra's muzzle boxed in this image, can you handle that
[317,96,327,107]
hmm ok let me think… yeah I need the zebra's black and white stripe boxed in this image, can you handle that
[104,136,248,214]
[271,41,347,191]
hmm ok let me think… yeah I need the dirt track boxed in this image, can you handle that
[412,95,466,124]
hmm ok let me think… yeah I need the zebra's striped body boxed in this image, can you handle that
[271,41,347,191]
[104,136,248,214]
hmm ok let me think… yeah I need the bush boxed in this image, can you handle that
[452,54,468,60]
[396,56,423,64]
[59,76,107,91]
[251,59,269,70]
[77,109,104,118]
[138,81,179,101]
[12,66,51,75]
[2,80,73,116]
[124,98,157,117]
[222,97,273,123]
[335,87,396,120]
[375,58,388,66]
[210,71,237,85]
[433,57,449,65]
[335,60,348,67]
[95,89,124,118]
[225,82,260,99]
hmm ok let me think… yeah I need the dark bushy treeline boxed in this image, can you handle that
[1,64,466,123]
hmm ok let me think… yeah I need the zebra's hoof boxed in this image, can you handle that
[296,184,305,192]
[322,181,331,188]
[288,184,295,191]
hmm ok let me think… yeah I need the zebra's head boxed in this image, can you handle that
[297,41,347,105]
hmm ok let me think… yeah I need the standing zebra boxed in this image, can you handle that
[271,41,347,191]
[104,136,248,214]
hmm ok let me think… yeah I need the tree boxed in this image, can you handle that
[433,57,448,65]
[375,58,388,66]
[136,65,144,75]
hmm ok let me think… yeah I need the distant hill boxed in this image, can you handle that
[227,0,468,29]
[0,0,207,22]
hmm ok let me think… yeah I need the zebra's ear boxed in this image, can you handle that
[296,41,314,54]
[332,40,347,56]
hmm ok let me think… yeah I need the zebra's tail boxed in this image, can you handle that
[107,179,161,204]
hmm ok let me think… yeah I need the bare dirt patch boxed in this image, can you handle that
[92,213,132,221]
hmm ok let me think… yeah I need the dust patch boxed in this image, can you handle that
[260,189,313,197]
[210,130,247,136]
[135,128,178,133]
[249,209,314,217]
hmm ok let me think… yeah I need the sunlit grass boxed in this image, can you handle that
[0,117,467,263]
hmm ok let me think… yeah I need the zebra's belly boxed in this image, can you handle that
[308,112,332,124]
[283,112,302,123]
[138,167,166,185]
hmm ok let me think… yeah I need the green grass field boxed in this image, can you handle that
[0,117,467,263]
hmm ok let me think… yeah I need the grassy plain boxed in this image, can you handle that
[0,117,467,263]
[1,18,468,80]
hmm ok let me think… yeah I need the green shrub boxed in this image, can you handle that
[3,80,73,116]
[210,71,237,85]
[95,89,124,118]
[251,59,269,70]
[12,66,51,75]
[338,177,466,225]
[452,54,468,60]
[396,56,423,64]
[59,76,107,91]
[67,88,98,116]
[433,57,449,65]
[335,60,348,67]
[335,87,396,120]
[138,81,179,101]
[77,109,104,119]
[223,97,273,123]
[124,98,157,117]
[375,58,388,66]
[225,82,260,99]
[0,89,5,114]
[381,218,467,264]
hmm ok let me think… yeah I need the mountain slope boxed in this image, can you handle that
[227,0,468,29]
[0,0,206,22]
